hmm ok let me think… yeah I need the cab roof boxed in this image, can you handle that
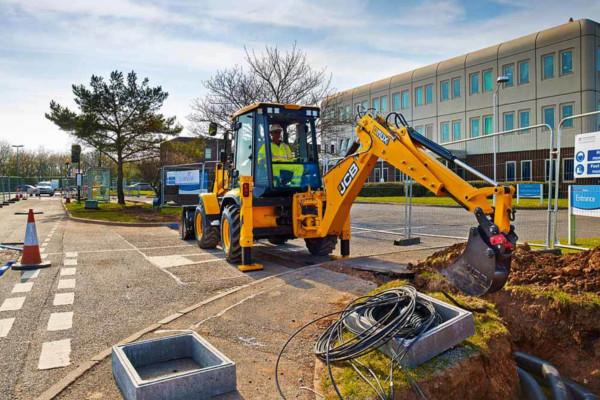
[231,102,320,120]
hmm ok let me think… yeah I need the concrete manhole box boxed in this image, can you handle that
[112,332,236,400]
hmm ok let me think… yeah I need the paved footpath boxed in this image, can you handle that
[0,198,458,400]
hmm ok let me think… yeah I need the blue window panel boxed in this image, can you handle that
[519,61,530,84]
[470,118,479,137]
[441,123,450,142]
[503,65,514,87]
[504,113,514,131]
[544,107,555,130]
[562,104,573,127]
[372,98,379,113]
[484,116,493,135]
[425,85,433,104]
[401,91,409,109]
[520,111,530,132]
[563,159,574,181]
[381,96,388,113]
[470,73,479,94]
[452,121,461,140]
[415,87,423,106]
[521,161,532,181]
[543,54,554,79]
[452,78,461,98]
[416,126,424,134]
[561,50,573,75]
[392,93,400,111]
[362,100,368,111]
[506,162,516,182]
[441,81,449,101]
[483,70,493,92]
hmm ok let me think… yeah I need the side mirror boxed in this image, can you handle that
[208,122,218,137]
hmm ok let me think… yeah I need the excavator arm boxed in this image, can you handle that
[317,113,518,295]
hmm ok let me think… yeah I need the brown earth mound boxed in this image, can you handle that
[411,243,600,293]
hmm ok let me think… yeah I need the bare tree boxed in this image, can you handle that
[188,43,333,139]
[0,140,13,176]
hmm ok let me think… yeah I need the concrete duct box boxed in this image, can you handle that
[345,292,475,368]
[112,332,236,400]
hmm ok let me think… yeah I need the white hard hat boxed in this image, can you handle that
[270,124,283,133]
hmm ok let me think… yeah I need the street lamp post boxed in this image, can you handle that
[493,76,509,202]
[12,144,23,195]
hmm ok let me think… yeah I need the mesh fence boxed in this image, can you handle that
[160,163,207,207]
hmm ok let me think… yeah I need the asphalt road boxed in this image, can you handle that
[0,197,593,400]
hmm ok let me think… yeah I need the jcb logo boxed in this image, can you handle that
[338,162,359,196]
[374,127,390,146]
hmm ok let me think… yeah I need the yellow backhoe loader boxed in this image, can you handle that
[180,103,518,296]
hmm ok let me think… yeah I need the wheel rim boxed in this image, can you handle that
[195,213,203,239]
[222,218,230,250]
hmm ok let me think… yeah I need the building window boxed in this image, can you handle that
[452,120,461,140]
[441,122,450,142]
[545,159,557,182]
[392,93,400,111]
[502,64,514,87]
[372,98,379,113]
[374,168,381,183]
[330,144,335,153]
[505,161,516,182]
[425,84,433,104]
[521,160,532,181]
[425,124,433,140]
[561,103,573,128]
[414,87,423,106]
[401,90,409,109]
[598,47,600,73]
[205,148,212,160]
[469,73,479,94]
[483,70,493,92]
[381,96,388,113]
[542,54,555,79]
[441,80,449,101]
[339,108,344,122]
[518,60,530,84]
[345,105,351,122]
[361,100,368,111]
[543,105,555,130]
[519,110,530,133]
[381,167,388,182]
[563,158,574,182]
[483,115,493,135]
[560,49,573,76]
[504,112,514,131]
[395,168,403,182]
[415,125,424,134]
[470,117,480,138]
[452,78,461,98]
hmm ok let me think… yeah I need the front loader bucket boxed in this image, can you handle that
[441,227,509,296]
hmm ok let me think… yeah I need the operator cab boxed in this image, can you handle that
[230,103,321,197]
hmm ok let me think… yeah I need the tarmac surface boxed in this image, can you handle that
[0,195,589,399]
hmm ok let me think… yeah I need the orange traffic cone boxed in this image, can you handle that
[13,209,51,270]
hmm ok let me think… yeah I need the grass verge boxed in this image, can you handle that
[65,201,178,223]
[529,237,600,253]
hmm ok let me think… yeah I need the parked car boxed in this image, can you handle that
[15,185,39,195]
[126,182,153,191]
[36,182,55,196]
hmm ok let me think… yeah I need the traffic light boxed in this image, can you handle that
[71,144,81,164]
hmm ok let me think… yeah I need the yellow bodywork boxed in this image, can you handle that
[200,193,220,215]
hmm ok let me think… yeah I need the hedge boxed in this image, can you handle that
[358,181,549,197]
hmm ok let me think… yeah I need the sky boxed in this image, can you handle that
[0,0,598,152]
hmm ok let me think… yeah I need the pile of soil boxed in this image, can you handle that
[410,242,600,293]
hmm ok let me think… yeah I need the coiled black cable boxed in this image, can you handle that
[275,286,440,400]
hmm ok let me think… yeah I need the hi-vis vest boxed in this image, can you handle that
[258,142,294,163]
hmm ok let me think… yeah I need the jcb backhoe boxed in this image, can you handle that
[180,103,518,296]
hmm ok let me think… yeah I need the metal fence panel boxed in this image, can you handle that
[160,163,206,207]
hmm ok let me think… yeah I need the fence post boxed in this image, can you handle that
[567,185,576,245]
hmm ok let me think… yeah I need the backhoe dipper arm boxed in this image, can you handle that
[319,114,517,295]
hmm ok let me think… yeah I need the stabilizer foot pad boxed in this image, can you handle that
[330,255,351,260]
[238,263,263,272]
[12,261,52,270]
[394,237,421,246]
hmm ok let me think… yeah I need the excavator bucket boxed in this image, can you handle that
[440,227,510,296]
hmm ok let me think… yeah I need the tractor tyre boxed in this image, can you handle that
[268,237,288,245]
[305,236,337,256]
[179,209,194,240]
[221,205,242,263]
[194,203,219,249]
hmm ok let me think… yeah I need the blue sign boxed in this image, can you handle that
[588,163,600,175]
[576,164,585,175]
[518,183,542,198]
[571,186,600,211]
[589,149,600,162]
[576,151,585,162]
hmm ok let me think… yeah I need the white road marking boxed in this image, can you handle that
[147,255,195,268]
[0,297,26,312]
[53,293,74,306]
[21,269,40,280]
[60,268,76,276]
[63,259,77,266]
[38,339,71,369]
[47,312,73,331]
[0,318,15,338]
[64,252,78,258]
[41,243,47,248]
[57,279,76,289]
[40,248,45,253]
[44,238,50,243]
[12,282,33,293]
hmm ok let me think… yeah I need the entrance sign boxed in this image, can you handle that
[568,185,600,244]
[574,131,600,178]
